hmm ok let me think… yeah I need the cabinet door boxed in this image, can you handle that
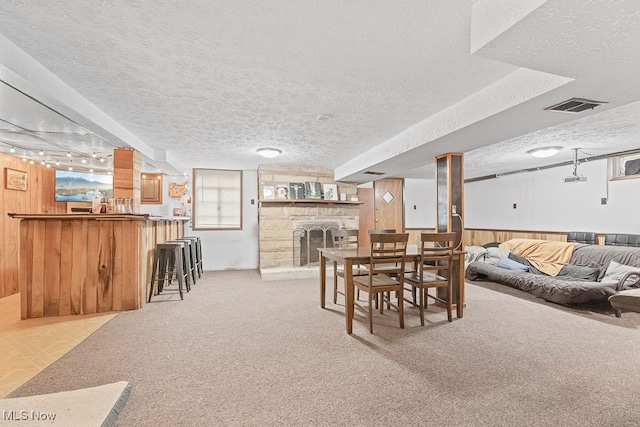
[141,173,163,204]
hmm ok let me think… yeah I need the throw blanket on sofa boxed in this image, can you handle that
[499,239,579,276]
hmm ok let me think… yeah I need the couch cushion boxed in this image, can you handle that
[557,264,599,282]
[485,247,510,264]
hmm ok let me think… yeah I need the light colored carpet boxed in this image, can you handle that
[8,270,640,426]
[0,381,130,426]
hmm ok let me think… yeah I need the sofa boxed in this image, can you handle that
[465,238,640,304]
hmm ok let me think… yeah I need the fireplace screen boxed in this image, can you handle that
[293,225,336,267]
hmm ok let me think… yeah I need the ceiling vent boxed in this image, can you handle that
[363,171,385,175]
[545,98,607,113]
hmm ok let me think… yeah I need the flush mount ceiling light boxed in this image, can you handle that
[528,146,562,158]
[256,148,282,158]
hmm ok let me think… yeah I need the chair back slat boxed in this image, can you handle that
[369,233,409,275]
[331,229,359,249]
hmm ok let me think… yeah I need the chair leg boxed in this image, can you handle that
[398,290,404,329]
[615,308,622,318]
[148,248,159,303]
[175,250,184,300]
[419,285,425,326]
[446,283,453,322]
[368,291,374,334]
[333,261,338,304]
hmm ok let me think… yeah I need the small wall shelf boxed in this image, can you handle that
[259,199,362,206]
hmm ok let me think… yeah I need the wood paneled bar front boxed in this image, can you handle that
[9,213,188,319]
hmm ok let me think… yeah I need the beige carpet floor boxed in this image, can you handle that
[8,270,640,427]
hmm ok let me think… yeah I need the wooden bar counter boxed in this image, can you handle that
[9,213,188,319]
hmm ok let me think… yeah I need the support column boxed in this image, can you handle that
[113,148,141,213]
[435,152,465,312]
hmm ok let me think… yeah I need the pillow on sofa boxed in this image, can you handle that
[485,247,510,265]
[495,258,529,272]
[600,260,640,287]
[557,264,599,282]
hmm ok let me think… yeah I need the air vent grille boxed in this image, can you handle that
[363,171,385,175]
[545,98,606,113]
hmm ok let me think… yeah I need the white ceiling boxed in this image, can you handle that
[0,1,639,182]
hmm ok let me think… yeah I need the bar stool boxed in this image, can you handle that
[148,242,187,302]
[167,240,194,291]
[176,237,199,282]
[183,236,203,277]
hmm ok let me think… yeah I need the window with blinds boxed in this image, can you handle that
[192,169,242,230]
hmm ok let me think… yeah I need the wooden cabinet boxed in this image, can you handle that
[141,173,163,204]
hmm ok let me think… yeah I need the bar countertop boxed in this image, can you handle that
[8,213,191,221]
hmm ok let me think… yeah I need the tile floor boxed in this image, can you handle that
[0,293,117,398]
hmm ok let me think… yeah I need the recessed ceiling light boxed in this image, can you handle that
[257,148,282,158]
[528,146,562,158]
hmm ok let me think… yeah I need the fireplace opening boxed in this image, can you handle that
[293,225,337,267]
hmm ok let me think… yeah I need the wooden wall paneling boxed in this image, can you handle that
[121,220,139,310]
[43,220,62,317]
[135,221,145,309]
[84,221,99,314]
[70,220,88,315]
[58,220,73,316]
[141,222,154,305]
[1,153,68,299]
[463,229,571,247]
[3,158,28,297]
[111,221,124,312]
[357,187,374,247]
[96,220,114,313]
[30,221,46,318]
[0,158,5,297]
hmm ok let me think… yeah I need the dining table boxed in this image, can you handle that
[318,246,465,334]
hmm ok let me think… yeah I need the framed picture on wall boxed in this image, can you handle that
[322,183,338,200]
[5,168,27,191]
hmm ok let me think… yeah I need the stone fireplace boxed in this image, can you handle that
[258,166,360,280]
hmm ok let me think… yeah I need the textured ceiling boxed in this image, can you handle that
[0,1,639,181]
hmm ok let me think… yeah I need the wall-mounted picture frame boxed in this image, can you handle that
[276,183,288,199]
[262,185,275,199]
[5,168,27,191]
[323,183,338,200]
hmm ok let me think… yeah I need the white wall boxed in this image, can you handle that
[464,158,640,233]
[140,170,260,270]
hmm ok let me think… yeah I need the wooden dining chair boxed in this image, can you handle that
[353,232,409,333]
[403,232,456,325]
[331,229,368,304]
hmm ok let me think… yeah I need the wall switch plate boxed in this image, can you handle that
[601,198,607,205]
